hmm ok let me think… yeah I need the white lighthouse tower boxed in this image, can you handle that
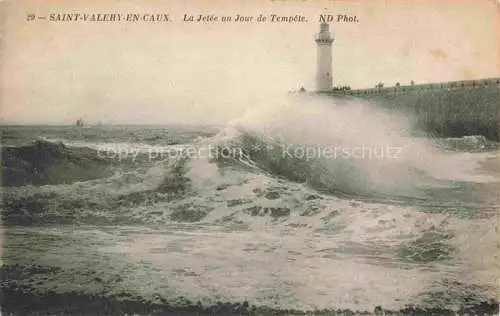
[315,22,334,92]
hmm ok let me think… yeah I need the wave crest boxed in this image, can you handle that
[1,140,114,187]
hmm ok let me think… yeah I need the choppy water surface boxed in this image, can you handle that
[1,95,499,313]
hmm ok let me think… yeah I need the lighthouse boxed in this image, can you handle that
[315,22,334,92]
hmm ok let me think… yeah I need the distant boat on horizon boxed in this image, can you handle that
[75,118,84,127]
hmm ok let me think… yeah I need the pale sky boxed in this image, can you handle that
[1,0,499,125]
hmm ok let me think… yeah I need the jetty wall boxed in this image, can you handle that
[326,78,500,141]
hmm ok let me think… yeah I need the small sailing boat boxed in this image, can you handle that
[75,118,84,127]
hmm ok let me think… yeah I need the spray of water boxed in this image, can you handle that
[208,93,499,198]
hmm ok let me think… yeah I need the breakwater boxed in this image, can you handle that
[325,77,500,141]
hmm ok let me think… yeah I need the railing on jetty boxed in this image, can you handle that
[325,77,500,96]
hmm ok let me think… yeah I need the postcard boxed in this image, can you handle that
[1,0,499,315]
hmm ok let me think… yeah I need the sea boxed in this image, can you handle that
[1,94,499,314]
